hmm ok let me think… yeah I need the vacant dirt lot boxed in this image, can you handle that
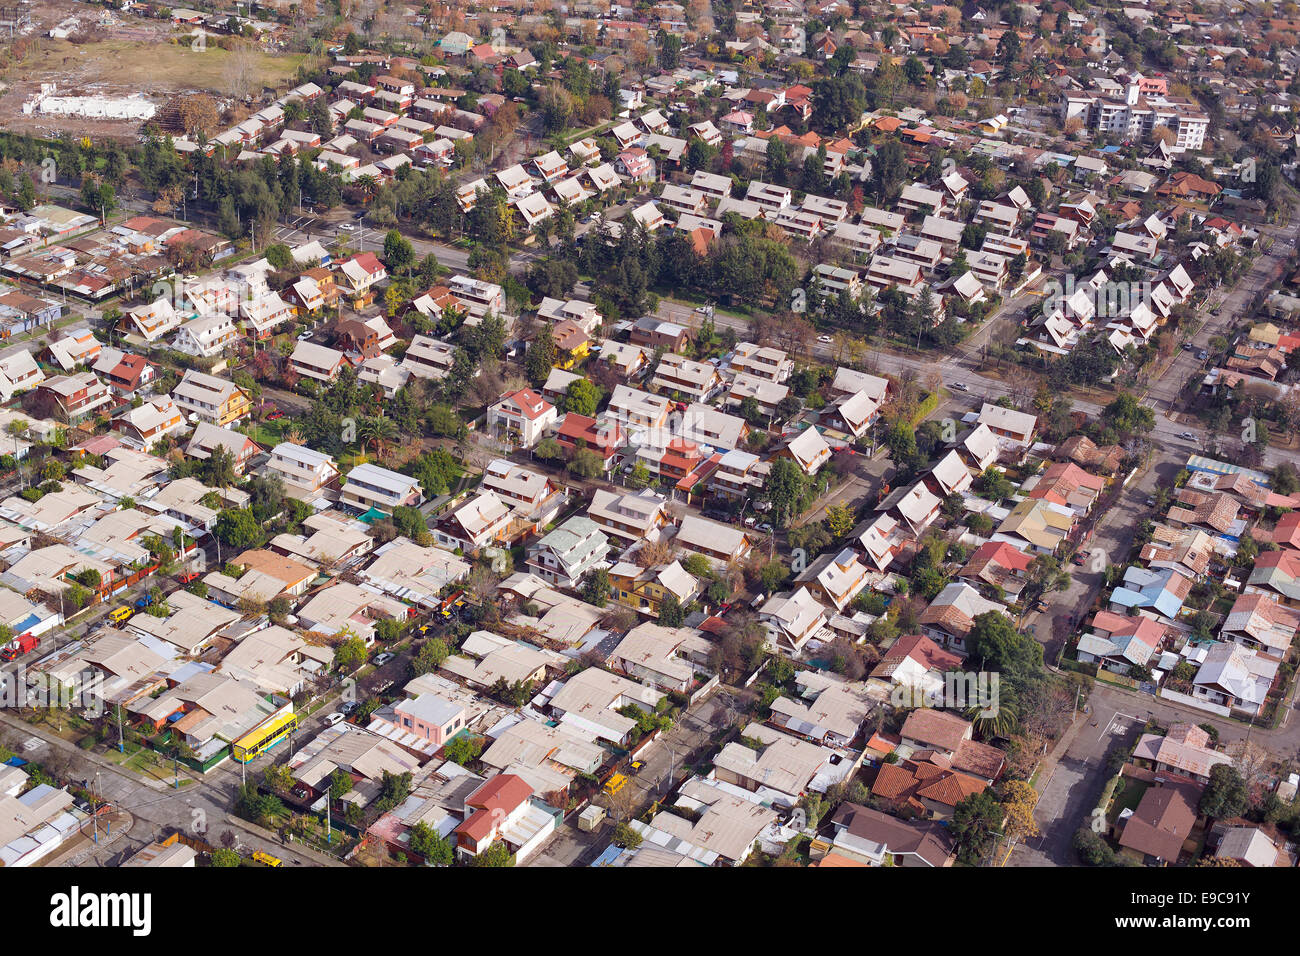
[0,30,304,140]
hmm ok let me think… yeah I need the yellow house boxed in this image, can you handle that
[552,319,591,370]
[171,369,253,428]
[609,559,699,618]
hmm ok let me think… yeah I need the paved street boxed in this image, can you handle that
[1009,707,1145,866]
[0,710,342,866]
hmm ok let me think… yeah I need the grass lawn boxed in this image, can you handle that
[120,747,197,787]
[1108,776,1149,824]
[242,418,290,447]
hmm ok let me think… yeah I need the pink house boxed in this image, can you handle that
[393,693,466,747]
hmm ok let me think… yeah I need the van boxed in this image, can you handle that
[109,606,133,623]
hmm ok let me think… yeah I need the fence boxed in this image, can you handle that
[1158,686,1230,717]
[1094,669,1141,691]
[688,673,721,705]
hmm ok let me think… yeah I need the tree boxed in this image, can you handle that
[329,767,354,799]
[412,638,449,677]
[525,325,557,387]
[978,467,1014,502]
[765,458,809,528]
[211,848,242,867]
[383,229,415,274]
[214,508,261,549]
[204,445,237,489]
[950,790,1003,864]
[1001,780,1040,841]
[658,593,684,627]
[871,138,907,204]
[334,635,368,673]
[758,559,789,594]
[569,448,605,478]
[177,93,220,139]
[469,841,515,867]
[967,611,1042,682]
[580,568,611,607]
[1199,764,1248,820]
[392,505,429,541]
[825,504,855,539]
[533,437,563,463]
[563,379,601,417]
[445,734,483,766]
[1101,391,1154,438]
[265,243,292,270]
[996,28,1022,67]
[409,822,454,865]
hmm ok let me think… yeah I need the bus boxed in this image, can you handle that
[231,712,299,763]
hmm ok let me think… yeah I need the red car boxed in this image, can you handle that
[177,571,200,584]
[266,410,284,421]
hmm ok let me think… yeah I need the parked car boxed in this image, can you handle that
[323,712,345,727]
[817,335,832,344]
[109,606,133,623]
[134,594,154,610]
[373,652,395,666]
[1179,431,1197,440]
[338,222,356,232]
[950,382,969,391]
[266,410,284,421]
[176,571,199,585]
[756,522,774,534]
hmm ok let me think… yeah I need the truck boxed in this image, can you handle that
[1,634,38,662]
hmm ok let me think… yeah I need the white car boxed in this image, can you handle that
[950,382,969,391]
[338,223,356,232]
[323,712,344,727]
[817,335,833,343]
[1179,431,1197,441]
[373,652,395,666]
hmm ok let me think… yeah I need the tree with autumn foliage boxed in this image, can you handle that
[1001,780,1041,842]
